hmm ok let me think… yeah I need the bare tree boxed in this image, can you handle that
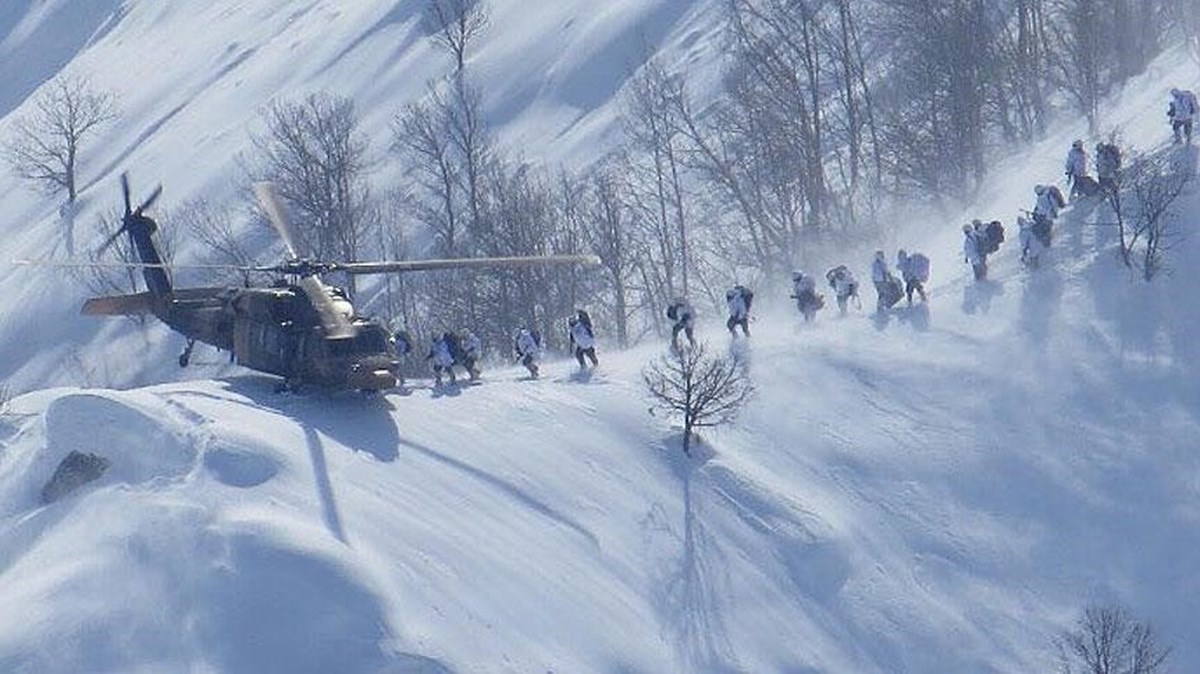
[624,59,692,299]
[393,90,464,256]
[174,197,259,283]
[1057,604,1171,674]
[425,0,490,73]
[643,342,754,455]
[995,0,1051,143]
[3,74,117,203]
[1107,148,1192,279]
[583,166,637,348]
[252,92,376,290]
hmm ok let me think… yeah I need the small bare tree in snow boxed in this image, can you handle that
[1056,603,1170,674]
[2,74,117,203]
[643,343,753,456]
[1108,148,1192,280]
[425,0,490,73]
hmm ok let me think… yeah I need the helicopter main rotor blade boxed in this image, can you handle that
[11,258,264,272]
[299,275,356,340]
[334,254,602,275]
[253,182,300,259]
[251,182,357,339]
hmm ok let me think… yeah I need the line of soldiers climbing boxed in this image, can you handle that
[391,89,1196,387]
[390,308,598,386]
[961,87,1192,278]
[662,248,933,349]
[665,284,754,351]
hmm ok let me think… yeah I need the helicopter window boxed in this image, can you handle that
[355,327,389,353]
[252,323,295,361]
[325,327,388,357]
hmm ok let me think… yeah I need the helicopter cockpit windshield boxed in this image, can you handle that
[326,324,390,357]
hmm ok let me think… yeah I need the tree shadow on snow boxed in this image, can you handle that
[651,434,739,672]
[645,434,852,671]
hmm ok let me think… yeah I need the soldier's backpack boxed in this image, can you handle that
[577,310,593,336]
[1100,143,1121,170]
[1048,185,1067,209]
[982,221,1005,254]
[908,253,931,282]
[884,274,905,308]
[393,330,412,356]
[1075,175,1101,197]
[445,332,465,362]
[826,265,847,288]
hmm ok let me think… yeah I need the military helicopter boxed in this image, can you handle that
[62,175,597,392]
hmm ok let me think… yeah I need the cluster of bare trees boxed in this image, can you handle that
[873,0,1189,195]
[389,89,594,351]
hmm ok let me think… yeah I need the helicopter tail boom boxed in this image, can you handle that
[81,292,157,316]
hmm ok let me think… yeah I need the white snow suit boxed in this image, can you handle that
[871,257,889,284]
[1034,188,1058,222]
[726,291,748,322]
[569,320,594,350]
[515,329,540,358]
[1018,217,1045,267]
[669,300,696,348]
[515,329,541,377]
[1170,89,1196,122]
[830,269,857,300]
[1065,147,1087,179]
[429,338,454,368]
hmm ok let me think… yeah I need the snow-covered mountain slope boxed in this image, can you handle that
[1,2,1199,673]
[2,219,1198,673]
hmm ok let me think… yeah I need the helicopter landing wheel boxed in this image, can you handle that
[179,339,195,368]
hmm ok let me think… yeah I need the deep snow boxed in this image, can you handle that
[0,2,1199,673]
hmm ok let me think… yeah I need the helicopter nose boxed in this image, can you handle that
[349,361,397,390]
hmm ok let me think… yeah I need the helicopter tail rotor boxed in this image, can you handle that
[100,173,164,257]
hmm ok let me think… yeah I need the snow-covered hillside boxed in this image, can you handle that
[1,2,1199,673]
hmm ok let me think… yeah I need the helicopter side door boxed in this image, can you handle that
[233,318,299,378]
